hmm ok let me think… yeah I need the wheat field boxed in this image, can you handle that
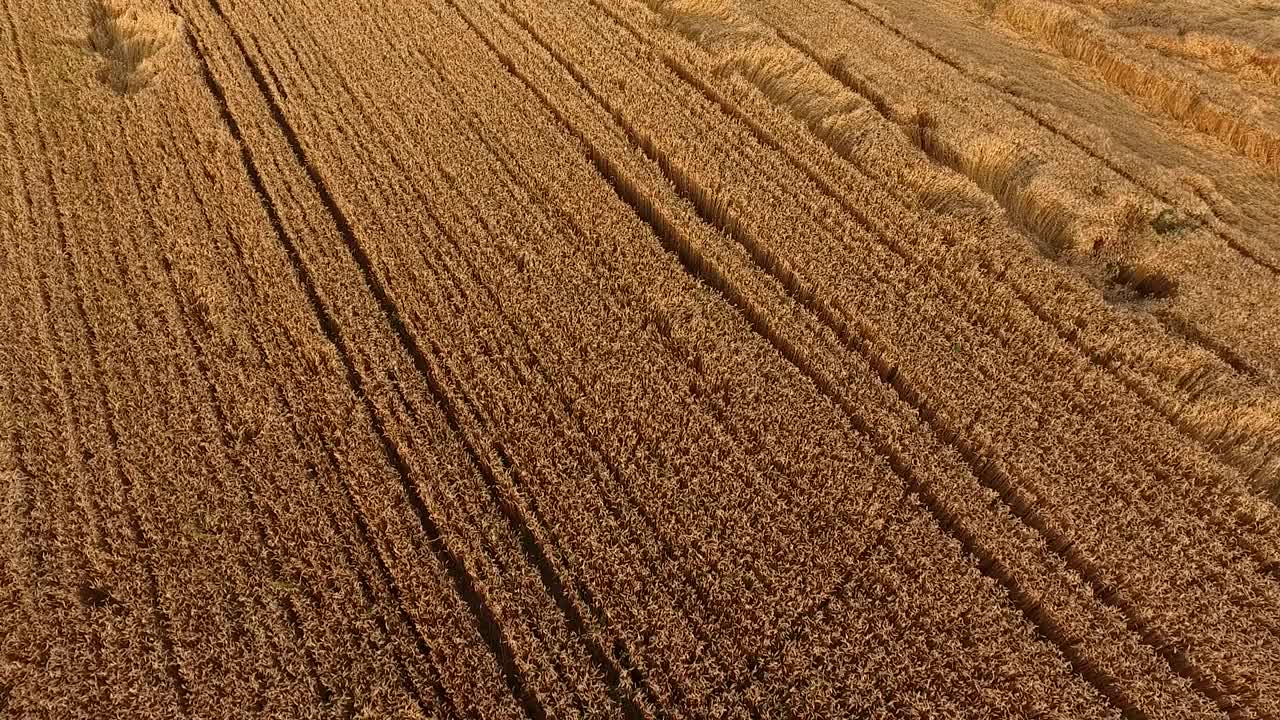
[2,0,1280,717]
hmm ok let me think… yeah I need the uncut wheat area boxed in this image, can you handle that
[3,0,1280,717]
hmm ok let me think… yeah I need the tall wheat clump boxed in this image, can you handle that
[86,0,180,94]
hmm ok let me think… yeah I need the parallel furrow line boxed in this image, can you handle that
[495,5,1263,716]
[465,5,1142,715]
[646,27,1261,719]
[386,225,646,716]
[256,15,656,710]
[108,119,346,713]
[33,276,114,560]
[608,4,1280,584]
[1155,311,1262,381]
[121,141,338,709]
[258,331,455,716]
[435,2,834,710]
[2,0,125,564]
[417,142,710,708]
[414,53,729,626]
[0,56,107,578]
[406,19,826,568]
[237,3,681,710]
[1,2,191,709]
[411,323,652,720]
[170,9,539,718]
[313,444,460,718]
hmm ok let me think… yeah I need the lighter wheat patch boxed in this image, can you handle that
[83,0,180,94]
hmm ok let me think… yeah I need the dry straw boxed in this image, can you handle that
[85,0,180,94]
[994,0,1280,171]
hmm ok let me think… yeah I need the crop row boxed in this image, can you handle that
[675,0,1280,495]
[173,0,1151,714]
[205,0,1280,715]
[4,0,1279,716]
[503,0,1280,713]
[1,0,537,715]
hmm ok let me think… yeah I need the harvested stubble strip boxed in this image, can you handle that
[697,0,1274,379]
[992,0,1280,172]
[848,0,1280,267]
[753,4,1280,368]
[509,0,1280,707]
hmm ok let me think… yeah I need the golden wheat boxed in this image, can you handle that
[2,0,1277,716]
